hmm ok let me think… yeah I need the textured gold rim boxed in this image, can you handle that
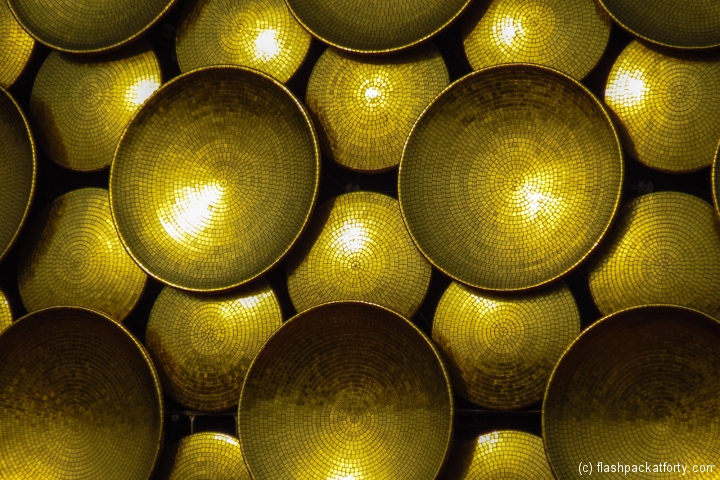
[713,141,720,218]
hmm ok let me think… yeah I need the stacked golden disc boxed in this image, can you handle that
[0,290,11,334]
[156,433,251,480]
[0,0,34,88]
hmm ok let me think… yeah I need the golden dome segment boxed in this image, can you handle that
[155,432,251,479]
[0,0,34,88]
[0,290,11,334]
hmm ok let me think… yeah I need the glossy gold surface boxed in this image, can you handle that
[605,41,720,172]
[433,281,579,409]
[18,188,147,322]
[306,44,448,172]
[399,65,623,291]
[30,40,162,172]
[588,191,720,319]
[0,289,12,334]
[713,148,720,220]
[285,0,472,53]
[110,66,319,292]
[544,305,720,479]
[287,191,431,318]
[176,0,311,83]
[6,0,177,52]
[146,280,282,412]
[155,432,251,480]
[440,431,554,479]
[462,0,610,80]
[238,302,453,479]
[0,0,34,88]
[0,307,163,479]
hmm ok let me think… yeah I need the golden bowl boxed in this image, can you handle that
[399,65,623,291]
[30,40,162,172]
[0,289,11,334]
[238,302,453,479]
[155,432,251,480]
[588,191,720,320]
[110,66,319,292]
[605,41,720,173]
[462,0,610,80]
[284,0,472,53]
[287,191,432,318]
[176,0,311,83]
[18,188,147,322]
[0,87,35,263]
[597,0,720,49]
[432,281,579,409]
[0,0,34,88]
[146,279,283,412]
[544,305,720,479]
[306,43,448,172]
[6,0,176,53]
[0,307,163,479]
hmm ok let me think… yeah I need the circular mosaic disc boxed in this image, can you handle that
[284,0,472,53]
[110,66,319,292]
[155,432,251,480]
[239,302,453,479]
[0,307,163,479]
[544,305,720,479]
[146,280,283,412]
[605,41,720,173]
[440,431,554,479]
[176,0,311,83]
[433,281,579,409]
[287,191,432,318]
[399,65,623,291]
[18,188,147,322]
[0,0,34,88]
[306,44,448,172]
[30,40,162,172]
[0,289,12,334]
[462,0,610,80]
[588,191,720,319]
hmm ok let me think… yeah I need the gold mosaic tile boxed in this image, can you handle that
[155,432,251,480]
[0,0,34,88]
[0,289,12,334]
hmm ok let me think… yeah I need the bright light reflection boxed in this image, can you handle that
[219,291,273,317]
[126,78,160,106]
[159,183,224,242]
[606,68,648,108]
[333,221,370,255]
[214,434,239,446]
[327,464,362,480]
[494,16,525,46]
[474,296,499,312]
[364,87,380,101]
[517,179,561,220]
[254,28,280,61]
[359,75,389,108]
[478,431,500,453]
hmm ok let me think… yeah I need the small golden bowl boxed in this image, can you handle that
[155,432,251,480]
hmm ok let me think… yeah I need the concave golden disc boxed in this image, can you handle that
[306,44,449,172]
[6,0,177,53]
[17,188,147,322]
[432,281,579,409]
[0,307,163,479]
[110,66,319,292]
[155,432,251,480]
[605,41,720,173]
[588,191,720,319]
[146,279,282,412]
[176,0,311,83]
[544,305,720,479]
[399,65,623,291]
[0,289,11,334]
[238,302,453,479]
[440,431,554,479]
[30,40,162,172]
[284,0,472,53]
[462,0,610,80]
[287,191,431,318]
[0,0,34,88]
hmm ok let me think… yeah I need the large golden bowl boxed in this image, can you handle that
[238,302,453,479]
[605,41,720,173]
[0,289,11,334]
[0,307,163,479]
[110,66,319,292]
[588,191,720,320]
[399,65,623,291]
[287,191,432,318]
[0,0,34,88]
[155,432,251,480]
[30,40,162,172]
[284,0,473,53]
[462,0,610,80]
[146,279,283,412]
[544,305,720,479]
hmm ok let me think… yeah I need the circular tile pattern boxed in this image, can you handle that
[0,307,163,479]
[176,0,311,83]
[238,302,453,479]
[462,0,610,80]
[544,305,720,479]
[0,0,34,88]
[433,281,579,409]
[146,279,282,412]
[306,44,448,172]
[0,289,11,334]
[18,188,147,322]
[605,41,720,173]
[588,191,720,319]
[287,191,432,318]
[399,64,623,291]
[30,40,162,172]
[284,0,472,53]
[110,66,319,292]
[155,432,251,479]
